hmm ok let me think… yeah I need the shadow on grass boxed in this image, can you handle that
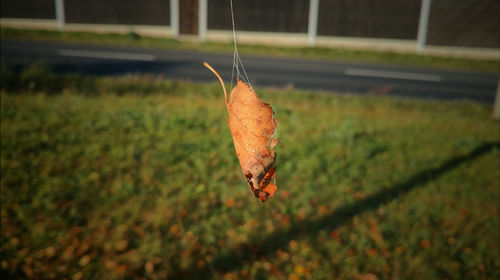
[211,142,500,272]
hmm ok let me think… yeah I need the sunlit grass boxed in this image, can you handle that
[1,68,499,279]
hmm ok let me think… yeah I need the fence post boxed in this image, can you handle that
[198,0,207,41]
[170,0,179,38]
[417,0,431,53]
[307,0,319,47]
[493,78,500,120]
[55,0,65,31]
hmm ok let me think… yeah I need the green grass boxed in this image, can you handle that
[1,66,500,279]
[2,27,500,73]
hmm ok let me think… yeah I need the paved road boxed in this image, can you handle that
[2,39,498,103]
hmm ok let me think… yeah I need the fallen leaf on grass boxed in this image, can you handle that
[420,240,431,249]
[204,62,278,202]
[357,273,378,280]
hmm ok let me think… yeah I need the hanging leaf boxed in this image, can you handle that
[204,62,278,202]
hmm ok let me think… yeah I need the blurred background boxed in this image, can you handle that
[1,0,500,279]
[1,0,500,48]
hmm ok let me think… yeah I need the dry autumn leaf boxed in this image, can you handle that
[204,62,278,202]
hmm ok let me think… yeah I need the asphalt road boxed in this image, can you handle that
[2,39,498,103]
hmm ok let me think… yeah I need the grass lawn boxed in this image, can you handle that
[1,27,500,74]
[1,67,500,279]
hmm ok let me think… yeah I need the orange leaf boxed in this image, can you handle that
[205,62,278,202]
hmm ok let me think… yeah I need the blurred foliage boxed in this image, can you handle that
[125,31,141,41]
[1,27,499,73]
[1,66,500,279]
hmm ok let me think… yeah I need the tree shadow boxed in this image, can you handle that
[211,142,500,272]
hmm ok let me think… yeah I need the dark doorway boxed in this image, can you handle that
[179,0,198,34]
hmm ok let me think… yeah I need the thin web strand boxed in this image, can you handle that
[229,0,253,90]
[237,55,252,87]
[229,0,238,88]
